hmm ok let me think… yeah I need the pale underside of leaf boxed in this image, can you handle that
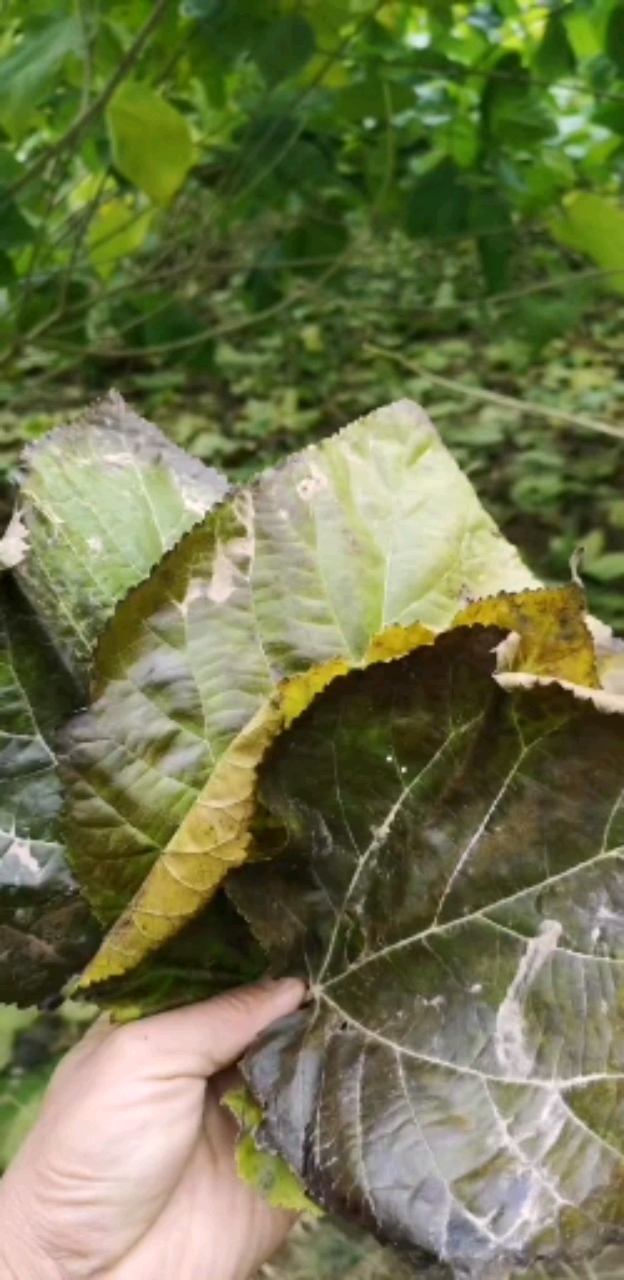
[14,390,228,679]
[233,628,624,1279]
[65,400,537,986]
[586,613,624,697]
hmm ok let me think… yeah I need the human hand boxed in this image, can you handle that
[0,978,305,1280]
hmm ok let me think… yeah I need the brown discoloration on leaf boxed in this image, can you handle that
[454,583,600,689]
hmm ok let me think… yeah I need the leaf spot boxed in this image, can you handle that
[296,464,328,503]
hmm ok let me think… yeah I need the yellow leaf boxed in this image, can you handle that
[364,621,435,666]
[77,700,283,988]
[453,583,600,689]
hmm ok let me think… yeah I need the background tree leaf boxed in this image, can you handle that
[0,17,80,134]
[62,400,536,986]
[107,81,195,207]
[533,10,576,82]
[255,16,316,85]
[236,628,624,1278]
[550,193,624,296]
[15,391,228,682]
[0,577,99,1007]
[467,190,514,295]
[606,3,624,76]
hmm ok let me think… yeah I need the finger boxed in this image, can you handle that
[103,978,305,1081]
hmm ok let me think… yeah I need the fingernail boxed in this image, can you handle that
[258,976,306,1002]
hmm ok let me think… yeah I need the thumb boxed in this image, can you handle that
[108,978,306,1080]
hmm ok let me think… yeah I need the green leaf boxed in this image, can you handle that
[0,577,99,1008]
[550,192,624,295]
[0,251,16,288]
[468,190,513,293]
[284,211,349,272]
[61,400,535,985]
[15,391,228,680]
[236,627,624,1277]
[0,17,80,132]
[481,52,556,148]
[406,160,470,240]
[255,16,316,85]
[0,149,22,186]
[583,552,624,583]
[225,1086,322,1216]
[594,100,624,136]
[533,10,576,81]
[87,199,153,280]
[107,81,195,207]
[0,201,34,251]
[85,889,266,1017]
[606,3,624,76]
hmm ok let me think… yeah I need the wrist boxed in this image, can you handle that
[0,1177,63,1280]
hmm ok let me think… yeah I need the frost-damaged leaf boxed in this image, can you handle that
[63,400,535,987]
[235,628,624,1279]
[14,390,228,681]
[0,578,99,1006]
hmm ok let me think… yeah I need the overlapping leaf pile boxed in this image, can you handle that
[2,392,624,1278]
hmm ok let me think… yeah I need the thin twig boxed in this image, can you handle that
[365,343,624,442]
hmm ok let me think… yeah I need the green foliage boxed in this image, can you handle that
[107,82,195,207]
[551,192,624,294]
[0,0,624,393]
[58,400,531,988]
[0,16,80,133]
[534,10,577,81]
[606,2,624,75]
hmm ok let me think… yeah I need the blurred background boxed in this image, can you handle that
[2,0,624,1272]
